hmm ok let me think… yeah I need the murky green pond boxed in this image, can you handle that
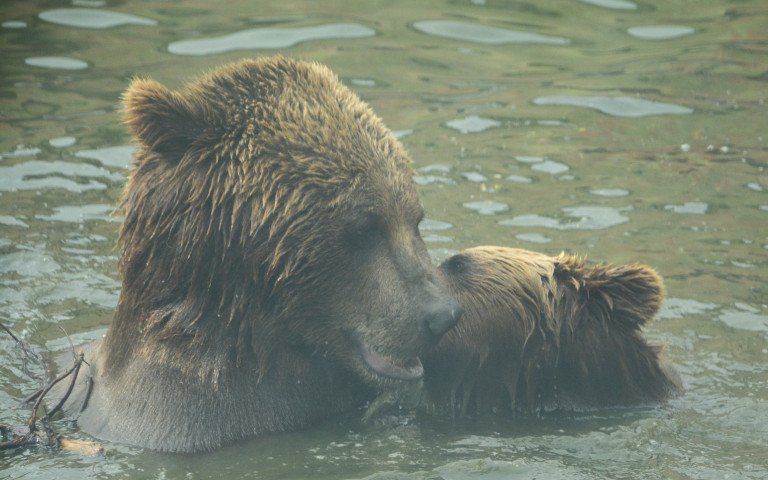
[2,0,767,478]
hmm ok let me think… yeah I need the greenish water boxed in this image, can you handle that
[1,0,766,478]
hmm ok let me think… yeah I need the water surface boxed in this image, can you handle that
[2,1,767,479]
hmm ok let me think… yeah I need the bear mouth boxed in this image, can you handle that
[354,334,424,381]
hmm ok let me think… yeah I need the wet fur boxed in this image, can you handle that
[53,57,453,452]
[424,247,682,416]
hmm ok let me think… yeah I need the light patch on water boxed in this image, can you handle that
[419,218,453,231]
[25,56,89,70]
[760,205,768,212]
[0,250,60,277]
[434,458,593,480]
[2,20,27,29]
[577,0,637,9]
[590,188,630,197]
[533,95,693,117]
[664,201,708,214]
[75,145,135,168]
[499,206,630,230]
[392,129,413,139]
[506,175,533,184]
[747,182,763,192]
[422,234,453,243]
[72,0,108,6]
[350,78,376,87]
[658,297,719,320]
[167,23,376,56]
[718,309,768,333]
[515,233,552,243]
[445,115,501,133]
[414,175,456,186]
[531,159,569,175]
[49,136,77,148]
[538,119,565,126]
[463,200,509,215]
[0,216,29,228]
[412,20,571,45]
[36,272,119,309]
[461,172,488,182]
[731,260,755,269]
[0,145,42,159]
[627,25,695,40]
[0,160,123,193]
[514,156,545,163]
[36,204,118,223]
[419,164,452,174]
[39,8,157,29]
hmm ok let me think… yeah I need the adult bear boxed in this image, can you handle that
[422,246,682,417]
[55,56,461,452]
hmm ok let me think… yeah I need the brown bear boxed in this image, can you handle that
[53,56,461,452]
[421,246,682,417]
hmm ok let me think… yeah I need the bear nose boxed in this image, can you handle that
[424,301,463,339]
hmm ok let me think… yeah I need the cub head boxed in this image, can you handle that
[428,246,681,414]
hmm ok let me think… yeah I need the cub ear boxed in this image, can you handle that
[555,255,664,328]
[122,78,221,159]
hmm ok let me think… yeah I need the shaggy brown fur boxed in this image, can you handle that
[54,56,460,452]
[423,246,682,416]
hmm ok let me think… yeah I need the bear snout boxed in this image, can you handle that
[422,300,463,339]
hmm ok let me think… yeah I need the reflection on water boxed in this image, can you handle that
[25,56,89,70]
[168,23,376,55]
[577,0,637,9]
[413,20,570,45]
[627,25,695,40]
[533,95,694,117]
[2,0,768,478]
[499,206,631,230]
[445,115,500,133]
[0,160,122,192]
[39,8,157,28]
[664,201,709,214]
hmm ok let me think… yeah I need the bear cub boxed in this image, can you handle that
[422,246,682,417]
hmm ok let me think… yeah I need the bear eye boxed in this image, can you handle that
[346,215,384,249]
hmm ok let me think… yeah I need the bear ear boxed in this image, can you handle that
[123,78,219,159]
[555,256,664,328]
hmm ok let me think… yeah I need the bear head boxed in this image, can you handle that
[106,56,461,395]
[425,246,682,416]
